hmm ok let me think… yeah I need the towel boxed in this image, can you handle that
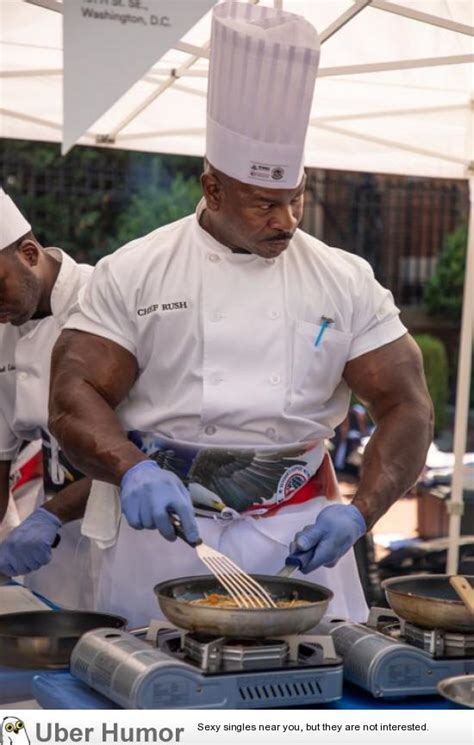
[81,479,121,549]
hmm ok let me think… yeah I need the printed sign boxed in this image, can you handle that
[63,0,215,153]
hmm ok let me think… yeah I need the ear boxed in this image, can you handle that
[200,171,225,212]
[17,239,40,268]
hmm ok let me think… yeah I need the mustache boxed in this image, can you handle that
[265,232,294,242]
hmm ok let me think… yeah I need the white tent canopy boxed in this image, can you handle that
[1,0,473,179]
[0,0,473,571]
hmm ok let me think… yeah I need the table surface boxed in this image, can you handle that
[31,671,458,710]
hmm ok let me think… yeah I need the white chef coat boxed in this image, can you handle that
[0,249,98,609]
[65,204,407,626]
[0,249,92,444]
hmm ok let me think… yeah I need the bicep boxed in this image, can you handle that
[50,329,138,410]
[343,334,430,421]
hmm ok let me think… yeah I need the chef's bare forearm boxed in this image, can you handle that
[351,400,432,529]
[0,460,11,522]
[344,334,433,530]
[49,330,146,485]
[42,477,92,523]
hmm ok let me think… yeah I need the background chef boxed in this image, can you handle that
[0,188,96,608]
[49,2,433,627]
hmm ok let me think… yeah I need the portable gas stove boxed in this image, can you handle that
[70,621,343,709]
[316,608,474,699]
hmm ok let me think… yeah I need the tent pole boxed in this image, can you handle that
[0,107,63,132]
[107,41,210,140]
[316,103,465,125]
[320,1,373,44]
[24,0,62,12]
[311,120,468,168]
[151,53,474,79]
[318,54,474,76]
[446,174,474,574]
[370,0,474,37]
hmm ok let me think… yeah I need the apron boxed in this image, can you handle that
[94,444,368,627]
[0,441,43,542]
[22,433,100,610]
[24,521,100,610]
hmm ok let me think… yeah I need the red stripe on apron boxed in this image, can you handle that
[244,453,339,518]
[11,450,44,495]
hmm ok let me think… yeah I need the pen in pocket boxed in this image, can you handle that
[314,317,334,347]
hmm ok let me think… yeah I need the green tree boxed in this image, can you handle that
[414,334,449,434]
[1,139,203,262]
[114,174,202,247]
[424,225,467,321]
[2,140,128,259]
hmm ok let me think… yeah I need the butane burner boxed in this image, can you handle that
[70,623,343,709]
[316,609,474,699]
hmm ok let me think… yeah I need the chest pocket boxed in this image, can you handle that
[289,320,353,412]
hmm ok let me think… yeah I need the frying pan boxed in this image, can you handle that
[0,610,126,669]
[382,574,474,632]
[154,574,333,638]
[437,675,474,708]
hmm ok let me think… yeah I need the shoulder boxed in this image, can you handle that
[292,229,375,288]
[100,214,194,274]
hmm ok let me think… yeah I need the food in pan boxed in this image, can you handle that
[190,593,311,609]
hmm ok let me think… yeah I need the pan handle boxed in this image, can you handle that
[127,626,149,636]
[52,534,61,549]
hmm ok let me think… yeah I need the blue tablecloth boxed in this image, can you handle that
[31,672,458,710]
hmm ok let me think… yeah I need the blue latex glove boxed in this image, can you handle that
[120,460,200,544]
[287,504,367,573]
[0,507,62,576]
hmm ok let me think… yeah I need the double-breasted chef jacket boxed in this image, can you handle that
[66,203,407,627]
[0,248,97,608]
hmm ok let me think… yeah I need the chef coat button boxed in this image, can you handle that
[266,427,277,440]
[18,372,28,381]
[205,425,217,435]
[265,258,275,265]
[269,374,281,386]
[208,253,220,263]
[268,310,280,320]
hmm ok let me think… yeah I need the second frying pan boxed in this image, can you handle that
[0,610,127,668]
[382,574,474,632]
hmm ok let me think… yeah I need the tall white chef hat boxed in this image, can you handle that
[0,188,31,251]
[206,1,320,189]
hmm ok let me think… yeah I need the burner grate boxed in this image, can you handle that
[183,634,289,672]
[402,623,474,659]
[367,607,474,659]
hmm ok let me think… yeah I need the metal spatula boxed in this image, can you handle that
[171,514,277,609]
